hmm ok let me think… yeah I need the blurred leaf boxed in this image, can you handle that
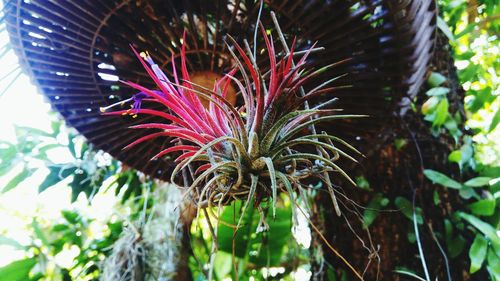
[70,167,105,201]
[39,166,76,193]
[464,177,492,187]
[433,190,441,206]
[121,172,142,203]
[50,121,61,136]
[444,219,466,258]
[326,266,338,281]
[455,51,474,60]
[394,138,408,151]
[423,169,462,189]
[461,141,474,162]
[422,96,440,114]
[448,236,466,259]
[448,150,462,163]
[469,198,496,216]
[444,117,462,140]
[488,108,500,132]
[455,22,477,39]
[0,143,18,172]
[437,16,455,42]
[487,249,500,280]
[62,210,80,224]
[52,224,70,232]
[355,176,370,190]
[114,173,130,196]
[394,268,426,281]
[427,72,447,87]
[213,252,233,278]
[2,167,34,193]
[362,193,389,228]
[32,219,49,247]
[459,212,500,257]
[0,258,37,281]
[0,235,24,249]
[467,87,495,113]
[459,186,477,199]
[217,200,292,267]
[340,270,349,281]
[433,99,449,126]
[29,272,44,281]
[35,143,60,159]
[426,87,450,96]
[15,126,53,138]
[459,64,480,82]
[407,229,416,243]
[68,136,77,158]
[479,166,500,178]
[108,221,123,235]
[469,234,487,273]
[395,197,423,224]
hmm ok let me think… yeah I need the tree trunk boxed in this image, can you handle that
[318,31,484,280]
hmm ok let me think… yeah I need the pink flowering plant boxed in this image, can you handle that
[102,25,363,223]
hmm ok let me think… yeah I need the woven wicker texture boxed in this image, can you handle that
[4,0,437,179]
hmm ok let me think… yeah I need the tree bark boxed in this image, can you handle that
[318,31,484,280]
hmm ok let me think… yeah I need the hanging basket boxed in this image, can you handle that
[3,0,437,180]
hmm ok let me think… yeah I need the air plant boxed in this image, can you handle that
[102,185,183,281]
[100,21,367,280]
[102,24,363,228]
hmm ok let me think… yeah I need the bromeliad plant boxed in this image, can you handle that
[101,25,363,224]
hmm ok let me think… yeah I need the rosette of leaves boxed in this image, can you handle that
[102,24,364,223]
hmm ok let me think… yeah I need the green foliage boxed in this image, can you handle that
[426,87,450,97]
[0,206,126,280]
[489,108,500,132]
[394,138,408,151]
[440,0,500,165]
[362,193,389,228]
[0,120,150,280]
[444,219,466,258]
[0,258,37,281]
[427,71,447,88]
[189,198,307,280]
[424,166,499,275]
[0,235,24,250]
[39,166,76,193]
[468,197,496,216]
[459,213,500,256]
[218,200,292,266]
[0,120,142,202]
[423,169,462,189]
[394,267,428,281]
[421,4,499,275]
[355,175,371,190]
[464,176,492,187]
[2,167,34,193]
[469,234,488,273]
[487,249,500,280]
[395,197,423,225]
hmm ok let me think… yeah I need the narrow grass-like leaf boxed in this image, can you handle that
[263,157,277,218]
[261,109,321,152]
[276,172,297,226]
[171,136,250,183]
[280,115,368,143]
[236,174,258,230]
[301,134,364,155]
